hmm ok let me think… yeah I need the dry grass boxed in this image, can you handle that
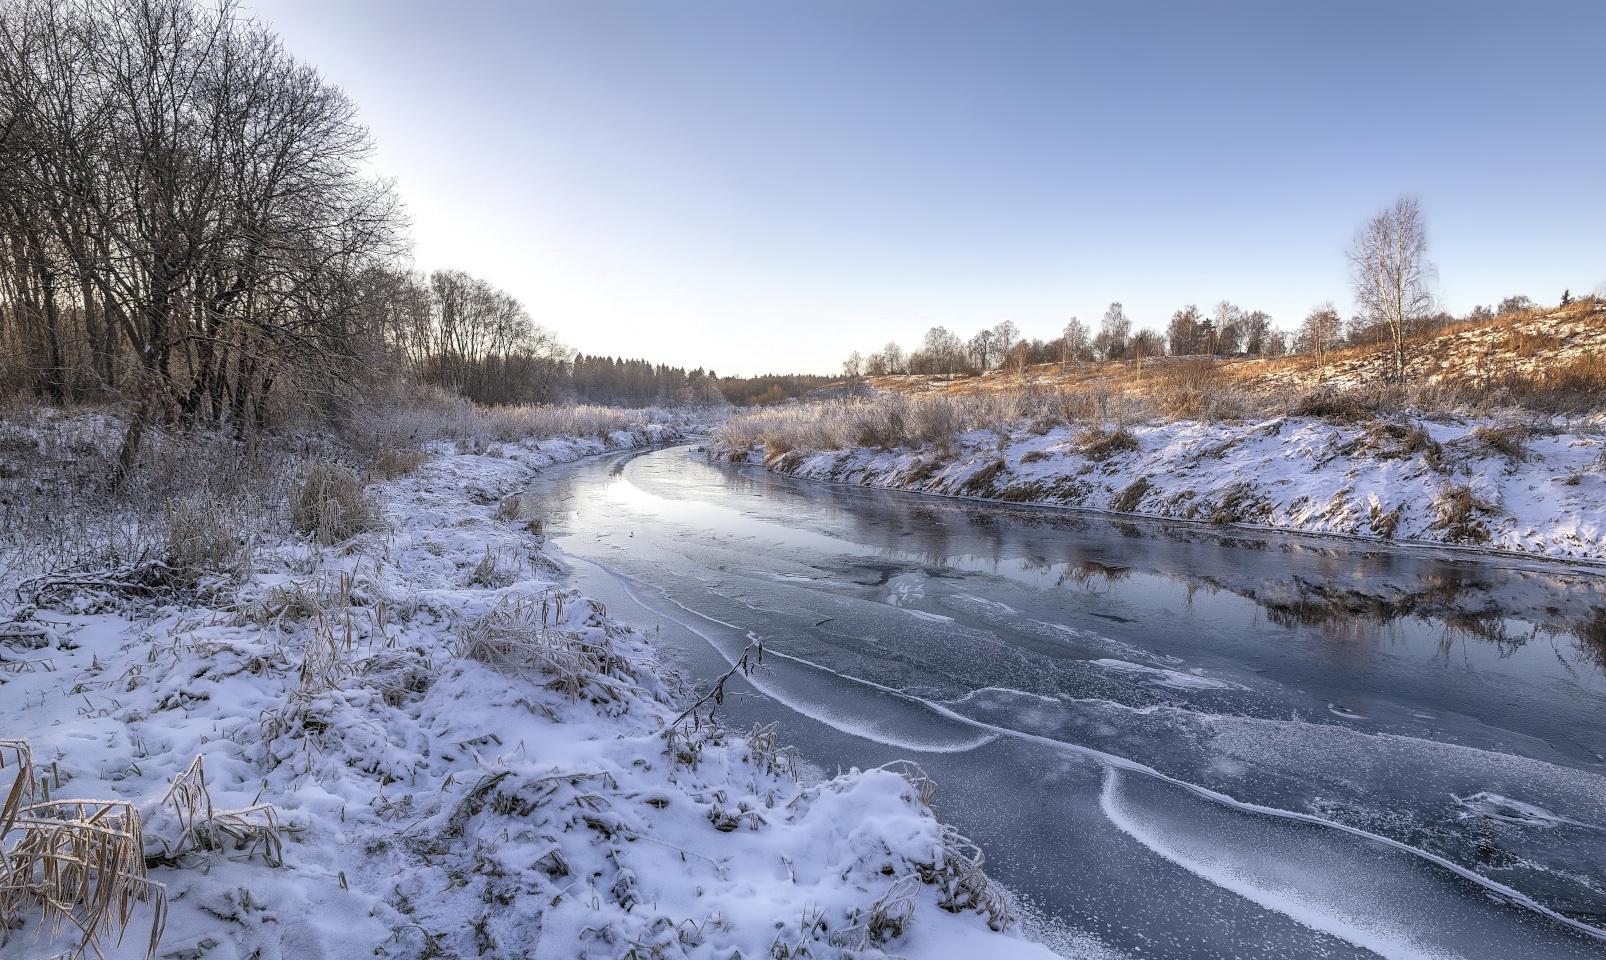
[1469,423,1532,461]
[154,756,283,867]
[1430,483,1493,544]
[1110,477,1152,513]
[369,447,429,480]
[347,387,651,447]
[1073,426,1139,461]
[1343,419,1443,464]
[0,739,167,960]
[1144,361,1246,420]
[290,462,384,545]
[164,496,248,576]
[457,594,637,703]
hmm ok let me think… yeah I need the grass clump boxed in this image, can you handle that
[1430,483,1494,543]
[1469,423,1532,461]
[291,462,384,545]
[457,594,636,703]
[164,497,248,577]
[1110,476,1152,513]
[0,740,167,960]
[1074,426,1139,461]
[1343,419,1442,464]
[370,447,429,479]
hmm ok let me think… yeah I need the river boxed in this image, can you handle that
[528,443,1606,960]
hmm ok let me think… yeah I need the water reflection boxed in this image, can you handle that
[551,446,1606,945]
[692,455,1606,672]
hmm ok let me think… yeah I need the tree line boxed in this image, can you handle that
[0,0,836,469]
[0,0,403,482]
[843,197,1576,383]
[843,302,1298,379]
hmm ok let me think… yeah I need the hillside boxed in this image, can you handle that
[713,301,1606,563]
[852,299,1606,419]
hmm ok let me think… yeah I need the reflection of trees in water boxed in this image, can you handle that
[1438,612,1535,657]
[1053,559,1132,588]
[1574,608,1606,668]
[718,455,1606,665]
[1243,574,1485,633]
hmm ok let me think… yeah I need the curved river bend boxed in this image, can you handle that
[527,444,1606,960]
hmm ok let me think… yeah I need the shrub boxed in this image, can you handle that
[291,462,384,545]
[164,496,246,575]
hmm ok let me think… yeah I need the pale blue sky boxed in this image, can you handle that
[250,0,1605,375]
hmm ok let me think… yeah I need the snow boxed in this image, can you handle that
[718,414,1606,564]
[0,429,1053,960]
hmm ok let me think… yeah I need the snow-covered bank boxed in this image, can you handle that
[0,429,1049,960]
[714,414,1606,563]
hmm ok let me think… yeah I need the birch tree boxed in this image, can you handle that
[1349,197,1433,382]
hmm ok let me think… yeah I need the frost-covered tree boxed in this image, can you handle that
[1061,317,1088,370]
[1349,197,1434,382]
[1094,303,1131,361]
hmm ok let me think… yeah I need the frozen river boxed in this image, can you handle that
[534,443,1606,959]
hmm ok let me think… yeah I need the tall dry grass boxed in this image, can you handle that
[0,740,167,960]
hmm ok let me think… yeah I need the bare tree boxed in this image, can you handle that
[842,350,863,378]
[1093,302,1130,361]
[1166,305,1202,356]
[966,329,995,370]
[1061,316,1087,370]
[990,321,1018,366]
[1496,294,1535,317]
[1349,197,1434,382]
[1297,303,1342,369]
[0,0,404,483]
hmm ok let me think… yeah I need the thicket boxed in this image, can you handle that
[0,0,408,484]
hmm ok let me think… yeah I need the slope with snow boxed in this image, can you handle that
[0,429,1050,960]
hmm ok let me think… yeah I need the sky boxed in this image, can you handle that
[248,0,1606,377]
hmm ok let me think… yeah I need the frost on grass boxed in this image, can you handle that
[0,418,1042,960]
[712,393,1606,562]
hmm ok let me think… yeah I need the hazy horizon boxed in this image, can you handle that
[250,0,1606,376]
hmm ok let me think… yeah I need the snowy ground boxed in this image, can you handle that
[716,413,1606,563]
[0,429,1051,960]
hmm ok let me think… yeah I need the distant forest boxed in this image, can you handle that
[570,356,830,408]
[842,294,1566,381]
[0,0,831,461]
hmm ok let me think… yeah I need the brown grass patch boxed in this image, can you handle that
[370,448,429,479]
[1429,483,1493,543]
[1074,426,1139,461]
[1110,477,1152,513]
[1469,424,1531,461]
[291,462,384,545]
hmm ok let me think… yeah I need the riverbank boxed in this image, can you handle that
[0,418,1047,960]
[712,410,1606,563]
